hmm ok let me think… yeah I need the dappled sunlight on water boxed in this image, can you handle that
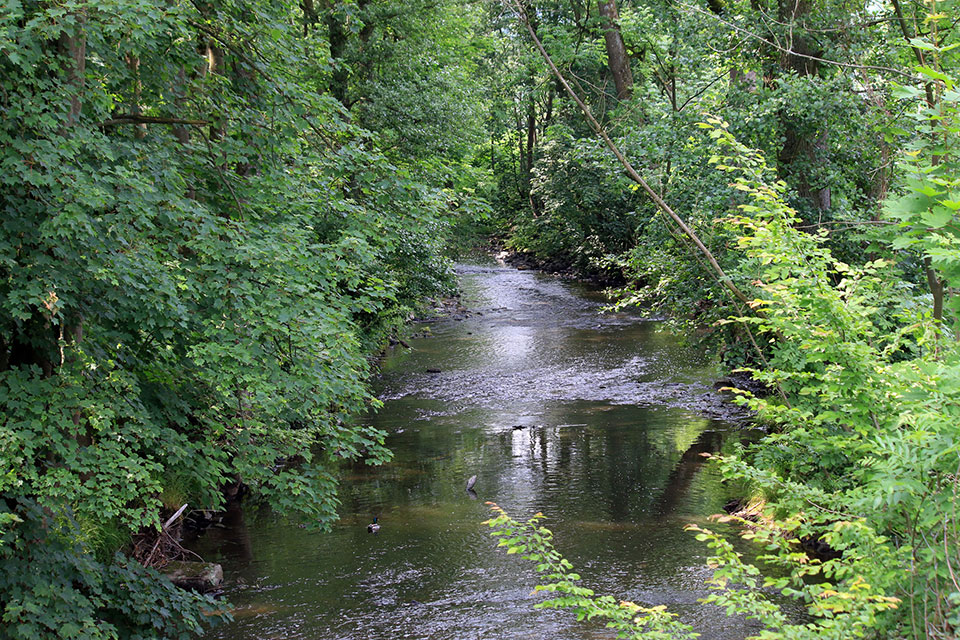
[192,261,768,640]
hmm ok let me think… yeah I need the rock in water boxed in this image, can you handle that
[162,561,223,593]
[466,475,477,492]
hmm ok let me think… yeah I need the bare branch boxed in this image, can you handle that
[101,114,210,127]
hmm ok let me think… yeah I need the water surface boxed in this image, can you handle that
[193,261,761,639]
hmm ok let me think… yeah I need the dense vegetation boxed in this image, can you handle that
[481,1,960,639]
[0,0,480,636]
[2,0,959,638]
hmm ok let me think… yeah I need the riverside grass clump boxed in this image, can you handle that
[485,104,960,639]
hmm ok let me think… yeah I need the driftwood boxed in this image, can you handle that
[135,503,202,569]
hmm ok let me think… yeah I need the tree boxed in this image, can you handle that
[0,0,483,633]
[598,0,634,100]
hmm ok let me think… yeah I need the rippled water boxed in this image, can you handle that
[192,261,764,640]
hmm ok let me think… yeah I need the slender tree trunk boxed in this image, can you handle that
[544,86,555,129]
[598,0,633,100]
[172,67,191,145]
[58,10,86,128]
[126,54,146,140]
[925,257,945,322]
[302,0,317,36]
[525,99,536,181]
[197,4,226,142]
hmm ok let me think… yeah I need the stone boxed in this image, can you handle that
[163,561,224,593]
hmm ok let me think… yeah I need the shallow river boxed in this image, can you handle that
[192,261,762,640]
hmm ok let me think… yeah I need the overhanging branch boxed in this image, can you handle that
[101,114,210,127]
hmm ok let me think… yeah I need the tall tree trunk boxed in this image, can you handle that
[775,0,831,213]
[198,4,226,142]
[525,94,540,216]
[172,67,191,146]
[302,0,317,36]
[924,257,945,323]
[58,10,86,129]
[598,0,633,100]
[126,54,146,140]
[323,1,350,105]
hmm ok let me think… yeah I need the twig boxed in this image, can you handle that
[203,134,246,222]
[679,1,917,81]
[144,503,189,567]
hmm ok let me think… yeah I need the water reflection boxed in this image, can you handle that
[192,262,759,640]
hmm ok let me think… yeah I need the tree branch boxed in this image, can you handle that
[101,114,210,127]
[510,0,752,307]
[680,0,917,81]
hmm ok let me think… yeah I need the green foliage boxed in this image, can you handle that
[0,500,229,639]
[697,115,960,637]
[484,503,699,640]
[485,503,902,640]
[477,3,960,640]
[0,0,482,633]
[885,54,960,325]
[481,0,889,293]
[688,518,902,640]
[485,505,906,640]
[485,102,960,637]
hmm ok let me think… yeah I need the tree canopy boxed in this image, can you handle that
[3,0,960,637]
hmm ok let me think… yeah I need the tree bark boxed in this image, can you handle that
[775,0,831,213]
[198,7,226,142]
[323,0,350,105]
[171,67,192,145]
[598,1,633,100]
[302,0,317,36]
[58,10,86,128]
[126,54,147,139]
[924,257,945,323]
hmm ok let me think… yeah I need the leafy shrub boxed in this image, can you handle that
[484,504,699,640]
[0,500,229,640]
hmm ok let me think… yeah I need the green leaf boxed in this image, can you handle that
[921,207,954,228]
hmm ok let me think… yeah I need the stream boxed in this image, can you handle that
[191,260,764,640]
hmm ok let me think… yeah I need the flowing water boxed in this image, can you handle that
[192,260,764,640]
